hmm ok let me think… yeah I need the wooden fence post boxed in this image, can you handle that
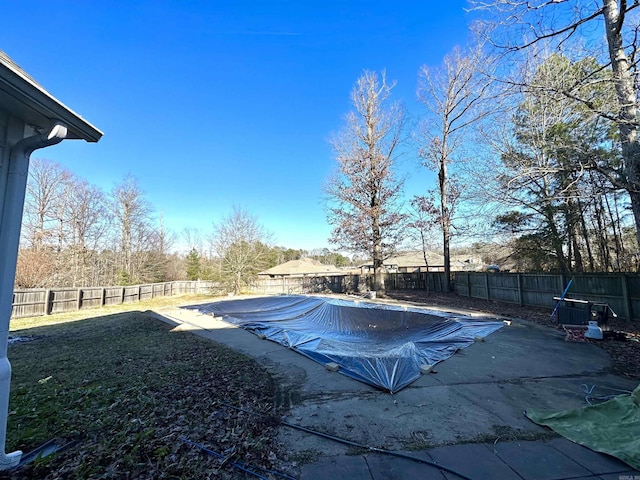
[121,287,125,305]
[76,288,83,311]
[517,273,523,306]
[44,289,52,315]
[621,274,633,321]
[466,272,471,297]
[101,288,106,307]
[484,273,490,300]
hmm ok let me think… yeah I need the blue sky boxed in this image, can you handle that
[2,1,473,253]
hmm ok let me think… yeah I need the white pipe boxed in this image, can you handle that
[0,122,67,469]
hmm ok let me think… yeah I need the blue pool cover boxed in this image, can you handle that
[184,295,504,393]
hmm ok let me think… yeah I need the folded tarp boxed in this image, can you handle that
[526,384,640,470]
[185,295,504,393]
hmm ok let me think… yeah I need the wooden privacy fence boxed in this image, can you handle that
[384,272,448,292]
[251,272,449,295]
[453,272,640,321]
[11,281,218,319]
[251,275,371,295]
[12,272,638,321]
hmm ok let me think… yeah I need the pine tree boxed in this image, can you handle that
[185,248,200,281]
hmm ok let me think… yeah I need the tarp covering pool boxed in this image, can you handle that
[185,295,504,393]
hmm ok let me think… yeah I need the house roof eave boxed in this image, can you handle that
[0,52,103,142]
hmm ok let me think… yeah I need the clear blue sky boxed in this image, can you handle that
[1,1,473,253]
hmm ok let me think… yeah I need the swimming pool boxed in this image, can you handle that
[185,295,504,393]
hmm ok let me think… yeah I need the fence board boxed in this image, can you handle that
[49,289,78,314]
[12,290,47,318]
[123,286,140,304]
[104,287,124,306]
[453,272,640,321]
[140,284,153,301]
[252,275,353,295]
[486,274,519,303]
[81,288,103,309]
[10,281,217,319]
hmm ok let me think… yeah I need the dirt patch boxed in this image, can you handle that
[385,290,640,381]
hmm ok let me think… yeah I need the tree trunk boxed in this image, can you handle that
[543,206,569,273]
[577,196,595,271]
[570,226,583,272]
[594,197,612,270]
[372,232,385,295]
[604,189,624,270]
[439,155,452,292]
[421,232,429,269]
[629,190,640,251]
[603,0,640,249]
[566,197,583,272]
[442,223,451,292]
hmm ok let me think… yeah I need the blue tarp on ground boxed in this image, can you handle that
[184,295,504,393]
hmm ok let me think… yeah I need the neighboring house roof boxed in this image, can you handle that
[0,50,103,142]
[359,251,486,272]
[385,251,445,268]
[258,258,343,277]
[358,251,444,269]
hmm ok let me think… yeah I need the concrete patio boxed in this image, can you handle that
[151,296,640,479]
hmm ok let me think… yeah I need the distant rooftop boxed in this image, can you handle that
[258,258,342,277]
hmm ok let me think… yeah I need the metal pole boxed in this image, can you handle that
[548,278,573,324]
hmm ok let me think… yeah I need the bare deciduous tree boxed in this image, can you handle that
[15,249,56,288]
[325,70,407,293]
[182,227,203,253]
[417,45,495,290]
[110,175,155,284]
[63,178,111,286]
[18,160,181,287]
[210,206,272,294]
[22,158,72,251]
[407,195,440,270]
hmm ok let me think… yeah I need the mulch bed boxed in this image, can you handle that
[385,290,640,381]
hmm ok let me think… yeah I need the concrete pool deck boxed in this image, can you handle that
[150,297,640,479]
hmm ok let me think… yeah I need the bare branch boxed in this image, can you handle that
[325,70,407,290]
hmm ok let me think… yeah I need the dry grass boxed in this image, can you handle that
[3,299,288,479]
[9,294,216,331]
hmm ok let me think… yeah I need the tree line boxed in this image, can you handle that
[325,0,640,293]
[18,162,186,289]
[17,164,350,290]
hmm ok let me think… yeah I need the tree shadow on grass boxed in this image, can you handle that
[4,312,283,479]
